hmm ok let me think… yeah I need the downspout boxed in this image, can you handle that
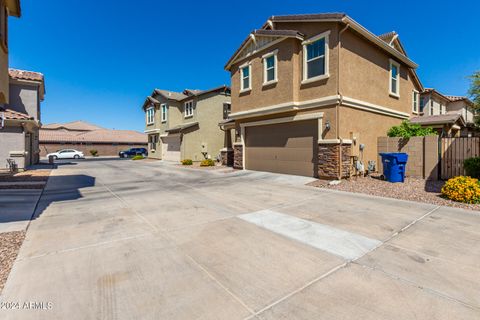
[337,22,350,179]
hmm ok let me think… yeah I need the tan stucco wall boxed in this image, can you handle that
[339,29,417,115]
[378,136,439,180]
[230,38,297,113]
[0,125,25,169]
[339,106,404,166]
[447,100,474,123]
[0,46,8,104]
[280,22,339,103]
[145,91,230,161]
[182,92,230,161]
[420,93,449,116]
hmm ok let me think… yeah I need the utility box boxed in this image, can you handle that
[350,132,360,157]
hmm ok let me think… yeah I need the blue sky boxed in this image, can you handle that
[9,0,480,132]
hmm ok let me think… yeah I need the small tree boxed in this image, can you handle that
[468,71,480,126]
[387,120,437,138]
[89,149,98,157]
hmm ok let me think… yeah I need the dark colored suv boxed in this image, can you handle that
[119,148,148,158]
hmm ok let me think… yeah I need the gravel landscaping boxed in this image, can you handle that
[0,231,26,293]
[309,175,480,211]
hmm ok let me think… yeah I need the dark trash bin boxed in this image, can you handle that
[379,153,408,183]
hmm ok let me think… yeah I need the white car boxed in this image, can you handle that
[47,149,85,160]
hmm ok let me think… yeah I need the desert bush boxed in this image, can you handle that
[387,120,437,138]
[200,159,215,167]
[181,159,193,165]
[464,157,480,179]
[441,176,480,204]
[90,149,98,157]
[132,155,144,161]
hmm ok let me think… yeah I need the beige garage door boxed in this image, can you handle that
[245,120,318,177]
[161,135,181,162]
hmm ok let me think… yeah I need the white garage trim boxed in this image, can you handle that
[240,112,323,171]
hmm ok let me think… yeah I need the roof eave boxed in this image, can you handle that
[6,0,21,17]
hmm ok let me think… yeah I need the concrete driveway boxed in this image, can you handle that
[1,159,479,319]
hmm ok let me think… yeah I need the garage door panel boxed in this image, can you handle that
[245,120,318,177]
[275,160,314,176]
[162,135,181,162]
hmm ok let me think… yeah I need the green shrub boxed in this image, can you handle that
[464,157,480,178]
[441,176,480,204]
[200,159,215,167]
[181,159,193,165]
[89,149,98,157]
[132,155,144,160]
[387,120,437,138]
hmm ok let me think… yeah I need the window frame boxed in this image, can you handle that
[184,100,194,118]
[412,90,419,113]
[239,62,251,92]
[161,103,168,123]
[302,31,330,84]
[149,134,158,151]
[146,106,155,125]
[430,100,434,116]
[389,59,400,98]
[262,50,278,86]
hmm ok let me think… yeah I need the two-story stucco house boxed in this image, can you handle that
[410,88,476,137]
[0,69,45,169]
[0,0,21,105]
[143,85,232,162]
[224,13,423,179]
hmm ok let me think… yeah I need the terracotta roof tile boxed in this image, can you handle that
[40,128,147,144]
[410,113,465,125]
[378,31,397,44]
[9,68,44,82]
[0,108,33,120]
[154,89,188,101]
[270,13,346,21]
[42,121,105,131]
[253,29,304,39]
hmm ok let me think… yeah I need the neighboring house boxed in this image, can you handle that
[7,69,45,165]
[224,13,423,179]
[142,85,231,162]
[410,88,476,137]
[0,0,21,105]
[39,121,147,156]
[0,69,44,171]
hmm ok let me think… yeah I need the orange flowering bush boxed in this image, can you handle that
[441,176,480,204]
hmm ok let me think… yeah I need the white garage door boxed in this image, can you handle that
[161,135,181,162]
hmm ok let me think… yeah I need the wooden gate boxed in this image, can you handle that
[441,137,480,179]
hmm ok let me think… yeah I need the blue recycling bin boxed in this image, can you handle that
[379,153,408,183]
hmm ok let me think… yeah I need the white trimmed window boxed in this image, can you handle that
[262,50,277,85]
[430,100,434,115]
[240,63,251,92]
[146,107,155,125]
[439,103,443,115]
[149,134,158,150]
[412,90,419,113]
[161,104,168,122]
[184,101,194,117]
[302,31,330,83]
[389,60,400,97]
